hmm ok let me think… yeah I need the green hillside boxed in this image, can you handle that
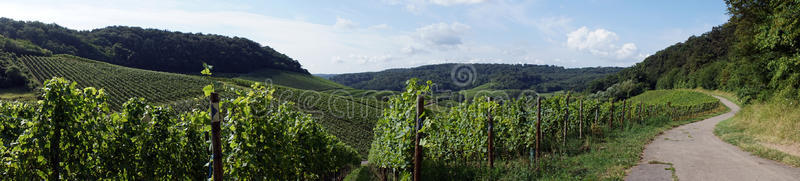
[237,68,349,91]
[329,63,622,92]
[11,54,210,107]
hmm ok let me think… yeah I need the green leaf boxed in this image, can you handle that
[201,62,213,75]
[203,84,214,96]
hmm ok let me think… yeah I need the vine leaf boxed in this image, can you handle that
[203,84,214,96]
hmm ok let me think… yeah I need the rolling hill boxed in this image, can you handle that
[329,63,622,93]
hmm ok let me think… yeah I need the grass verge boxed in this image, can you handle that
[714,102,800,167]
[690,88,742,106]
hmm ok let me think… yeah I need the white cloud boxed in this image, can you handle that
[369,24,391,30]
[567,27,618,50]
[566,26,639,60]
[429,0,487,6]
[535,16,572,40]
[415,22,470,48]
[402,46,428,55]
[333,17,357,29]
[384,0,486,13]
[614,43,637,59]
[333,54,395,64]
[331,56,344,64]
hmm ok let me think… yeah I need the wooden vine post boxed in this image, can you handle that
[621,100,626,129]
[667,102,673,121]
[487,97,494,168]
[210,92,223,181]
[609,100,614,129]
[563,94,570,150]
[594,109,599,128]
[627,101,632,125]
[50,115,61,180]
[414,95,424,181]
[639,102,643,123]
[579,99,583,139]
[535,97,541,162]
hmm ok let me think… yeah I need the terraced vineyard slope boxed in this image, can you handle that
[13,54,211,108]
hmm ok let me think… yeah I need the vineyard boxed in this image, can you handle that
[0,77,360,180]
[173,77,386,157]
[367,79,721,180]
[628,89,719,106]
[11,54,211,108]
[2,53,384,157]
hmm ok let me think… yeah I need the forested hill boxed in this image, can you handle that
[0,17,307,74]
[329,63,622,92]
[587,23,735,99]
[590,0,800,103]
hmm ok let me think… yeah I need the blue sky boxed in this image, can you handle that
[0,0,729,73]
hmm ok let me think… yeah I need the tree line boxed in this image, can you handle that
[330,63,622,92]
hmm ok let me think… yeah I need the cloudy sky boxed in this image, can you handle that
[0,0,729,74]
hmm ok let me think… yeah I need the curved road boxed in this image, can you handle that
[626,96,800,181]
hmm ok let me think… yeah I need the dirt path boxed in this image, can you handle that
[626,96,800,181]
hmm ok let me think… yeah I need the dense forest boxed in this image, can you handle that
[330,63,621,92]
[0,18,307,74]
[591,0,800,103]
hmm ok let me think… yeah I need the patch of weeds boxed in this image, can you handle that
[647,160,678,181]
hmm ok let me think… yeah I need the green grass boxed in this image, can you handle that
[14,54,211,108]
[628,89,718,106]
[647,160,678,181]
[0,87,36,101]
[690,88,743,106]
[343,166,376,181]
[237,68,350,91]
[714,100,800,167]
